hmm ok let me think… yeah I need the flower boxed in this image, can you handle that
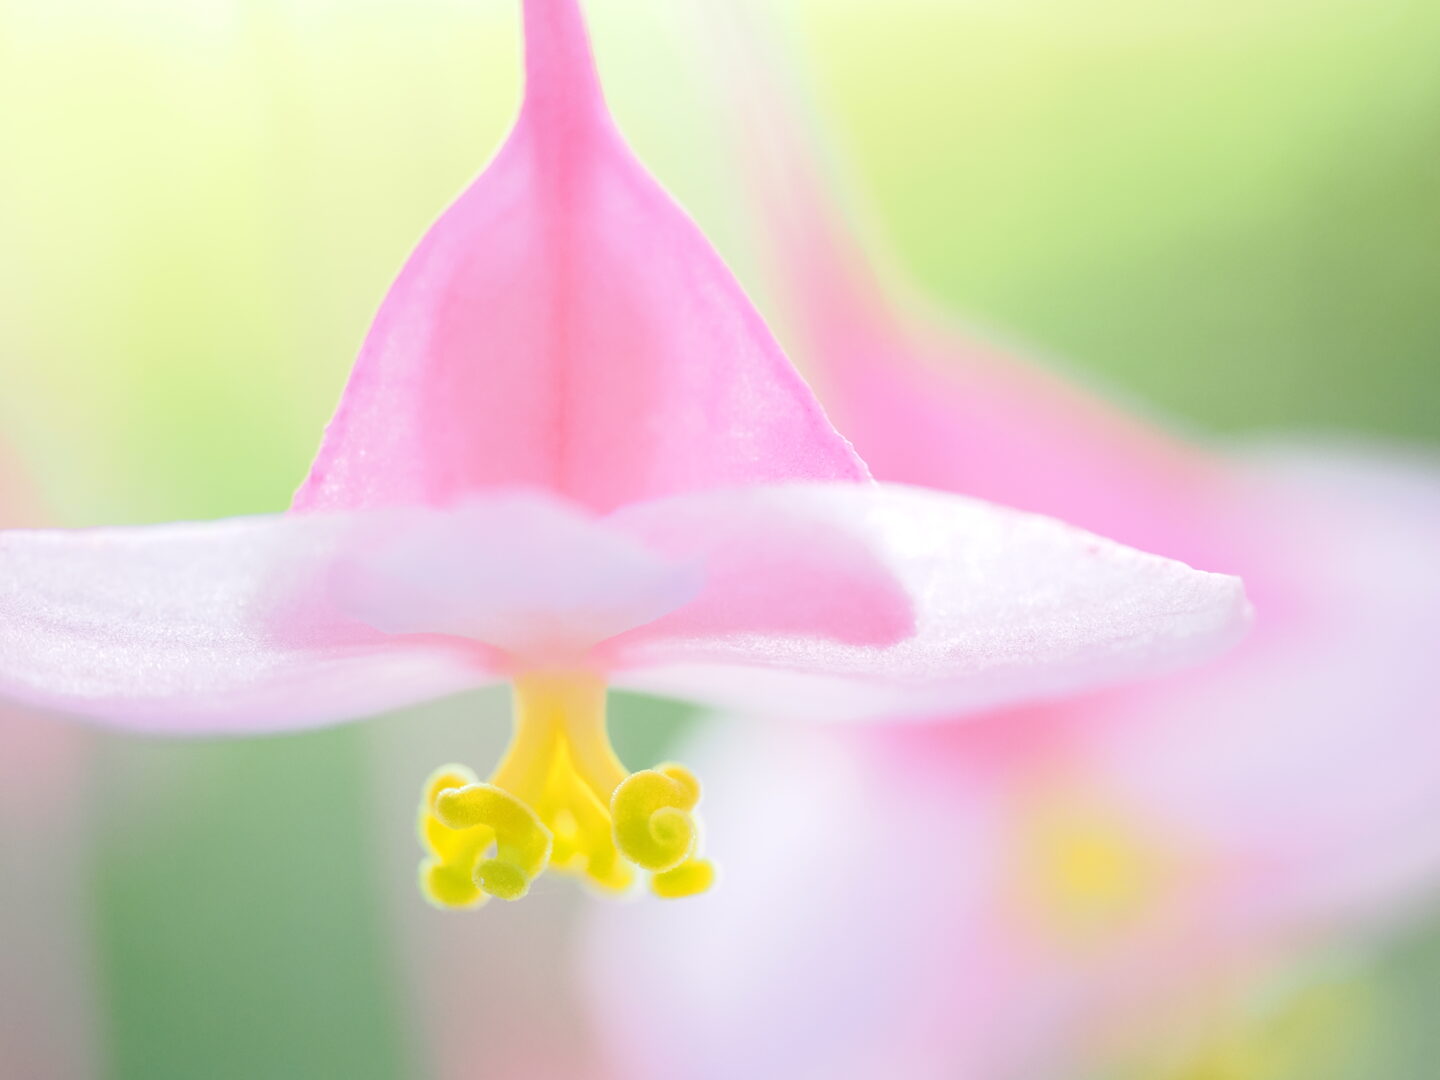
[582,5,1440,1075]
[0,0,1245,908]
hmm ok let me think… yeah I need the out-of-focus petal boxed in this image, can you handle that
[1084,445,1440,931]
[585,712,1276,1080]
[0,515,493,734]
[586,720,1099,1080]
[294,0,866,516]
[604,482,1250,720]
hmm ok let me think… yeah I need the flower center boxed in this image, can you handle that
[1015,793,1170,943]
[417,671,714,907]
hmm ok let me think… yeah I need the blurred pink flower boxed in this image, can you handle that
[0,0,1245,905]
[584,7,1440,1077]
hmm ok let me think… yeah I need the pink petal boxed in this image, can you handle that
[294,0,866,515]
[0,482,1244,732]
[329,491,701,667]
[0,515,492,734]
[603,482,1249,720]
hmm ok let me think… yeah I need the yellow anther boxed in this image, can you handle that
[419,766,489,863]
[417,764,494,910]
[415,675,715,907]
[652,857,715,899]
[434,783,552,901]
[422,861,486,909]
[612,764,702,872]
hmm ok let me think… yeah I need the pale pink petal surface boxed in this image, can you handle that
[329,492,702,666]
[0,514,492,733]
[0,482,1246,734]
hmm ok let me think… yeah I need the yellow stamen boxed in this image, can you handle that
[612,763,702,872]
[416,672,714,907]
[651,858,716,899]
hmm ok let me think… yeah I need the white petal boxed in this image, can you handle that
[0,514,492,734]
[329,492,702,665]
[606,482,1250,720]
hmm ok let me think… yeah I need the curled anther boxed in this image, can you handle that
[612,763,703,873]
[652,857,716,899]
[434,783,553,901]
[421,860,488,909]
[418,764,493,909]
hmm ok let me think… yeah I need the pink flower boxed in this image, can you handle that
[583,7,1440,1076]
[0,0,1244,907]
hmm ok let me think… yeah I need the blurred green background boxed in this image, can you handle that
[0,0,1435,1077]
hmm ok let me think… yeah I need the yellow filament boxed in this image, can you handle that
[416,673,714,908]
